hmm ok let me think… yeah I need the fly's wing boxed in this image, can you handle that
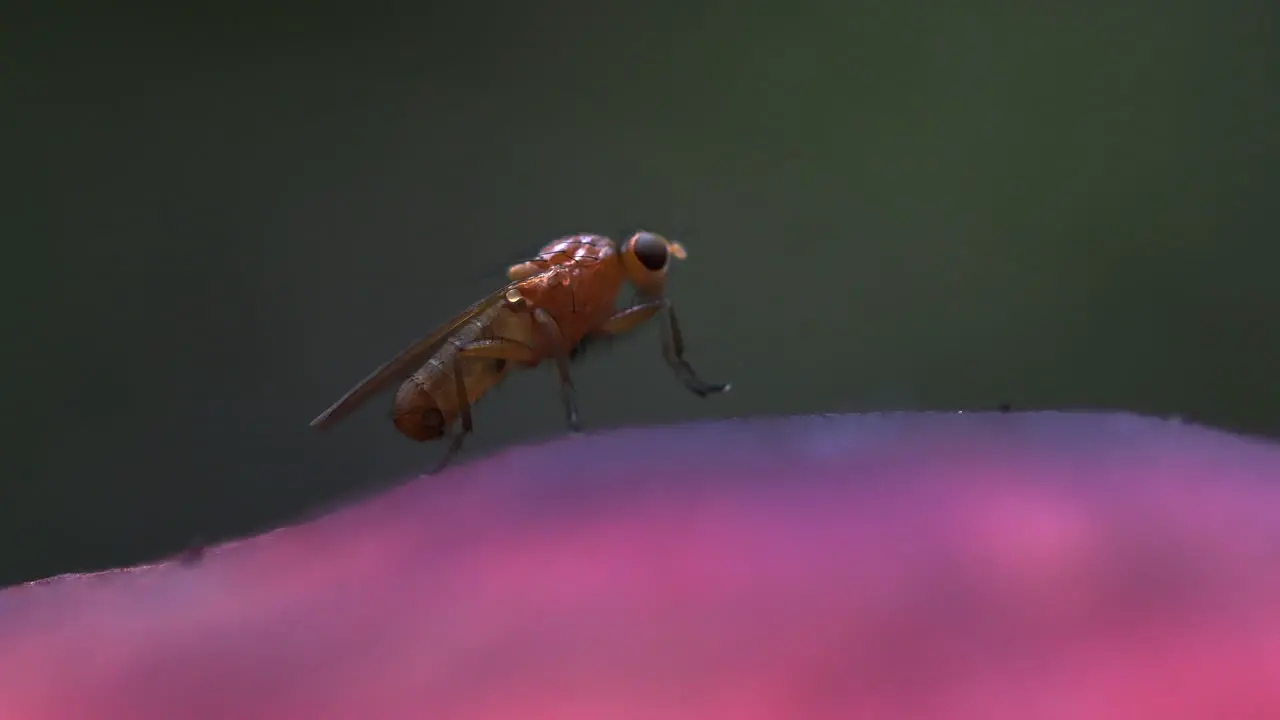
[309,284,520,431]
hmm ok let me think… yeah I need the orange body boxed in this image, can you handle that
[310,230,721,463]
[392,235,627,441]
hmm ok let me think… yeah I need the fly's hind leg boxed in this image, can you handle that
[430,339,542,475]
[455,338,540,365]
[592,300,731,398]
[431,357,475,475]
[532,308,581,433]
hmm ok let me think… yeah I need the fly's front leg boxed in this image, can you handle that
[661,304,731,396]
[593,300,731,398]
[532,308,581,433]
[593,300,664,335]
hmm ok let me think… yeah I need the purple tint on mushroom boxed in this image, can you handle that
[2,412,1280,719]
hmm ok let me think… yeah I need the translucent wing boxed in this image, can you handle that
[309,282,522,431]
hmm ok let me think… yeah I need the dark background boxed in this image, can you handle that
[4,1,1278,587]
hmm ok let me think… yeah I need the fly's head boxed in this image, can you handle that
[621,231,687,297]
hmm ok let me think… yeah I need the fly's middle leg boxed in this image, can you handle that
[532,307,581,433]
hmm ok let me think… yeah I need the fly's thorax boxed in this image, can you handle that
[507,234,617,282]
[518,257,626,348]
[536,234,617,264]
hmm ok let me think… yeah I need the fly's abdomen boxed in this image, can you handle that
[392,356,513,442]
[392,378,447,442]
[391,303,517,443]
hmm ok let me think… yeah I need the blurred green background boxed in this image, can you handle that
[4,1,1278,586]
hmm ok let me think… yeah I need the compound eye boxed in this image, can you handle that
[630,232,669,271]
